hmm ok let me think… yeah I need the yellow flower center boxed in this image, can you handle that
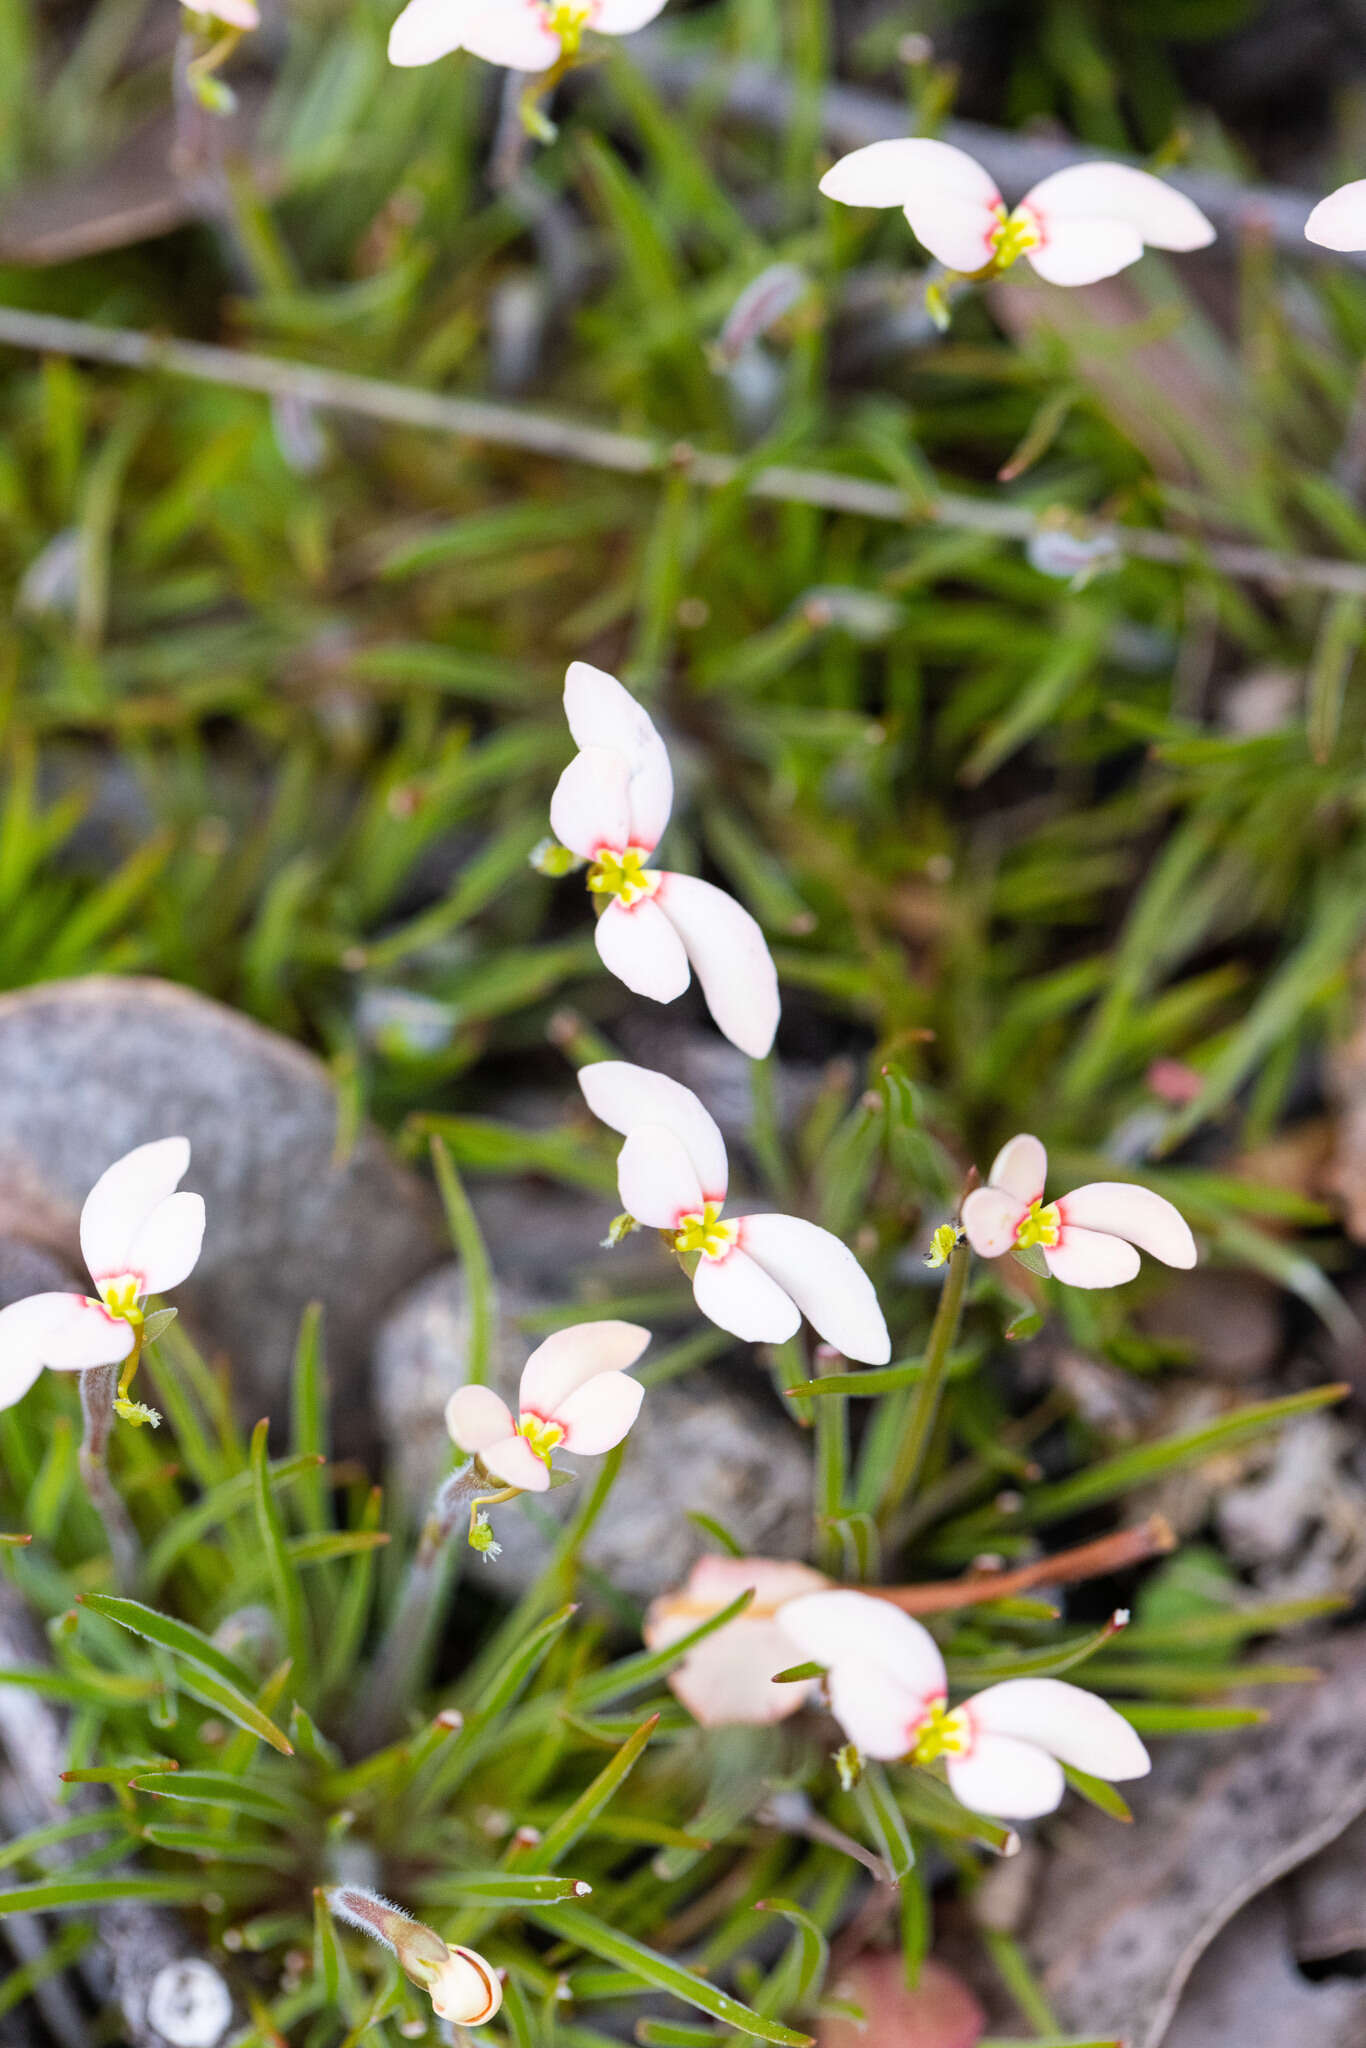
[97,1274,144,1327]
[1013,1198,1061,1251]
[518,1413,566,1468]
[988,206,1042,273]
[545,1,593,54]
[587,845,658,908]
[673,1202,736,1261]
[910,1699,971,1766]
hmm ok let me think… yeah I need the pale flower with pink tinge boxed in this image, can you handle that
[549,663,780,1060]
[1305,181,1366,252]
[819,138,1214,286]
[389,0,666,72]
[644,1556,832,1727]
[579,1061,890,1363]
[960,1133,1196,1289]
[445,1320,648,1492]
[0,1139,205,1411]
[781,1589,1150,1821]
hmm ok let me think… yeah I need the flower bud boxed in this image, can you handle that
[426,1946,503,2026]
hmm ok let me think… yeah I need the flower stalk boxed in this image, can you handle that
[78,1364,142,1594]
[882,1236,971,1518]
[349,1465,483,1752]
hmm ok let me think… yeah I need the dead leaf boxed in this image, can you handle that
[1027,1630,1366,2048]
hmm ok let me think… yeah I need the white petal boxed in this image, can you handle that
[735,1213,889,1364]
[593,0,668,29]
[389,0,553,68]
[1023,162,1215,251]
[904,192,1004,271]
[779,1590,947,1701]
[0,1295,68,1408]
[1058,1182,1196,1269]
[820,138,1000,212]
[656,1616,817,1728]
[947,1733,1065,1820]
[481,1434,551,1492]
[969,1679,1150,1781]
[654,873,779,1059]
[80,1137,190,1284]
[595,895,691,1004]
[578,1061,728,1204]
[518,1320,650,1416]
[550,748,631,862]
[563,663,672,851]
[617,1126,704,1230]
[1025,216,1145,286]
[685,1555,832,1615]
[1306,180,1366,253]
[125,1192,205,1294]
[961,1185,1025,1258]
[692,1247,800,1345]
[1043,1225,1140,1289]
[987,1134,1046,1205]
[445,1383,516,1452]
[198,0,259,26]
[553,1370,644,1454]
[827,1657,933,1759]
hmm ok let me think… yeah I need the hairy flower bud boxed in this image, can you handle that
[326,1888,502,2026]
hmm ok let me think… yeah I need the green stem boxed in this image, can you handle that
[881,1242,971,1520]
[78,1366,142,1594]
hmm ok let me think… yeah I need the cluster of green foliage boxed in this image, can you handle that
[0,0,1363,2038]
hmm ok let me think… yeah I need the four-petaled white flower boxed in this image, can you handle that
[445,1320,648,1491]
[0,1139,205,1412]
[579,1061,891,1362]
[389,0,666,71]
[780,1589,1150,1820]
[819,139,1214,286]
[1305,181,1366,252]
[960,1133,1196,1289]
[549,663,780,1060]
[644,1556,832,1728]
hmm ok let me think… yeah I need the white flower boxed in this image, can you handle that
[1306,180,1366,252]
[389,0,666,72]
[643,1556,832,1728]
[445,1320,648,1491]
[780,1589,1150,1821]
[820,139,1214,286]
[549,663,780,1060]
[579,1061,891,1363]
[0,1139,205,1411]
[960,1133,1196,1289]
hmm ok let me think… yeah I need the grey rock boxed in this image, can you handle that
[1163,1888,1366,2048]
[0,976,445,1424]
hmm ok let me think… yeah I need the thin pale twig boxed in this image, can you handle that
[2,306,1366,595]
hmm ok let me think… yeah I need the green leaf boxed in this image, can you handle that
[130,1771,303,1824]
[251,1418,311,1684]
[418,1874,593,1905]
[0,1875,209,1913]
[522,1712,658,1870]
[77,1595,293,1754]
[756,1898,829,2003]
[530,1905,813,2046]
[431,1136,497,1384]
[854,1762,915,1882]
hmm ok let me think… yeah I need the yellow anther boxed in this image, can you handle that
[518,1413,566,1468]
[546,0,593,55]
[910,1700,970,1767]
[1013,1198,1061,1252]
[97,1275,144,1327]
[587,846,658,907]
[989,207,1042,273]
[674,1202,736,1261]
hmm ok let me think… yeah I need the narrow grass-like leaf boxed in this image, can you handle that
[251,1418,311,1684]
[77,1594,293,1754]
[530,1905,813,2046]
